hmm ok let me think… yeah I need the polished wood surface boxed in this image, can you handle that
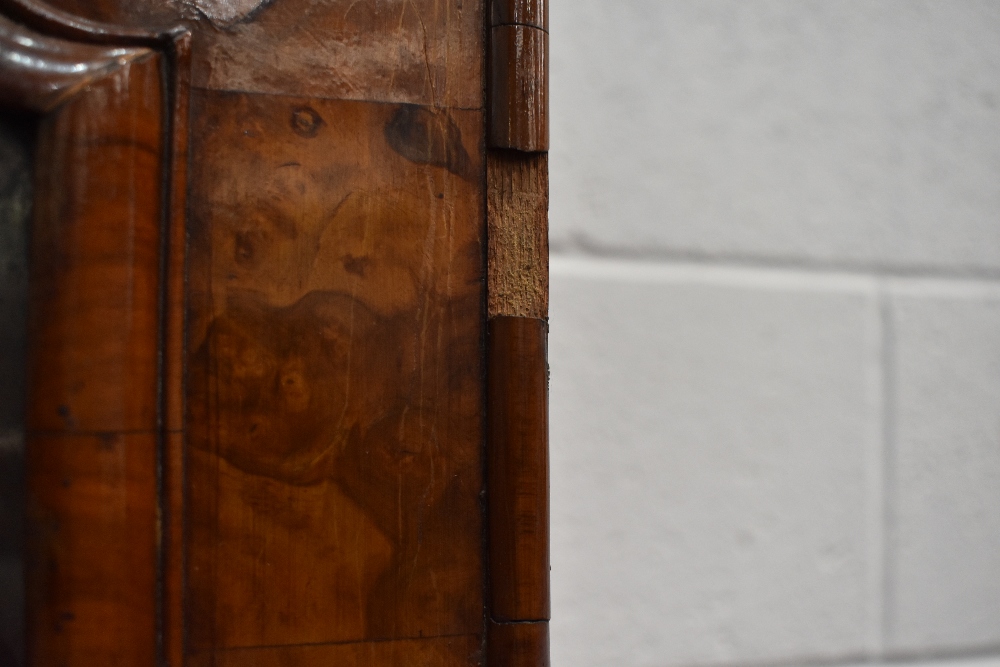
[488,316,550,623]
[23,51,164,664]
[161,30,192,667]
[0,5,190,664]
[3,0,549,663]
[490,23,549,152]
[487,620,550,667]
[185,90,486,656]
[0,14,148,112]
[492,0,548,30]
[26,434,158,663]
[26,55,163,435]
[178,2,491,661]
[485,81,550,664]
[1,0,179,35]
[187,634,483,667]
[0,0,178,43]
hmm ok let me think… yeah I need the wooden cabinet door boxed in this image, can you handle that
[0,0,548,664]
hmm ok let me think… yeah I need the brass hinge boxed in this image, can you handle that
[489,0,549,152]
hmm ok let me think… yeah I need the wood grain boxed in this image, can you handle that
[187,634,483,667]
[162,430,185,666]
[0,14,149,112]
[185,89,486,655]
[163,31,192,436]
[13,0,483,109]
[189,0,484,108]
[22,50,165,665]
[4,0,552,663]
[162,30,192,667]
[492,0,548,30]
[0,0,178,44]
[488,316,549,623]
[26,432,158,663]
[26,53,164,435]
[2,0,181,35]
[487,151,548,319]
[490,24,548,151]
[487,620,550,667]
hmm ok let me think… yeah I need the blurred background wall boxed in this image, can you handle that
[547,2,1000,666]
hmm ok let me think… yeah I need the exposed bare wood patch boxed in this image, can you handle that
[184,0,268,27]
[488,150,548,319]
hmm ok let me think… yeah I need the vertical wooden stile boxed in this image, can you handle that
[25,49,165,666]
[487,1,551,664]
[0,7,193,663]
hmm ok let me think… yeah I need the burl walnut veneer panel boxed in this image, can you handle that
[185,89,486,655]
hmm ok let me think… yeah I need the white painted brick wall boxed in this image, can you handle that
[886,285,1000,653]
[550,0,1000,273]
[548,2,1000,666]
[550,262,880,667]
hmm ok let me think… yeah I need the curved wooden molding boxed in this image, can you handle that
[0,14,149,111]
[0,0,177,45]
[23,51,166,664]
[0,2,191,664]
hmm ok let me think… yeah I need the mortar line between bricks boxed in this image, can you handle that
[549,245,1000,285]
[550,253,1000,296]
[867,284,889,659]
[883,644,1000,664]
[879,288,899,654]
[655,644,1000,667]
